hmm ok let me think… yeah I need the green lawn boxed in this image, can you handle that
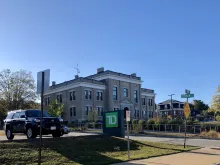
[0,135,199,165]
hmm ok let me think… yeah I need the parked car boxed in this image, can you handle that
[3,109,63,140]
[60,126,70,136]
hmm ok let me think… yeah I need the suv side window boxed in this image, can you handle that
[19,111,26,118]
[12,113,19,119]
[6,113,14,119]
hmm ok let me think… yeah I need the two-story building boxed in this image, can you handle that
[44,67,156,122]
[158,99,185,118]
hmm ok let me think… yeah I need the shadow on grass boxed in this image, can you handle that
[42,135,141,165]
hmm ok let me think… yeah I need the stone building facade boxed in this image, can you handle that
[44,67,155,122]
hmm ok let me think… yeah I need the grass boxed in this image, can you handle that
[0,135,199,165]
[143,131,198,138]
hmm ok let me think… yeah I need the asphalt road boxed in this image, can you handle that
[1,132,220,148]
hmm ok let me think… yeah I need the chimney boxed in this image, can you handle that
[52,81,56,86]
[131,73,136,77]
[75,75,79,79]
[97,67,104,74]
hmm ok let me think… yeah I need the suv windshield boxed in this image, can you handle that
[26,110,51,117]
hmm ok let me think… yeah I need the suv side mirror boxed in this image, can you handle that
[20,115,26,118]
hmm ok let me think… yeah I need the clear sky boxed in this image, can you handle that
[0,0,219,105]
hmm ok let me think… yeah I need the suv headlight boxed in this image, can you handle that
[59,118,63,122]
[34,119,41,122]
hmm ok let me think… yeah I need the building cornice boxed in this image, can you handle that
[92,74,143,84]
[44,82,106,95]
[141,93,155,97]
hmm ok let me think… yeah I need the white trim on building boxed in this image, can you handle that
[92,74,143,84]
[44,82,106,95]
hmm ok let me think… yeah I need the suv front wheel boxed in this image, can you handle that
[6,129,14,140]
[26,127,37,139]
[52,131,61,138]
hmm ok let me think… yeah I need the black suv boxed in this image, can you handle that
[3,109,63,140]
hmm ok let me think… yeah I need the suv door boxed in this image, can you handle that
[17,111,26,133]
[11,112,20,133]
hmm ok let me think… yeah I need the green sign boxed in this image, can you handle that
[181,94,194,98]
[106,112,118,128]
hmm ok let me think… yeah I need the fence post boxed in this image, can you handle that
[179,125,180,133]
[210,126,211,131]
[159,124,160,131]
[165,124,167,132]
[194,126,195,134]
[200,127,202,133]
[171,125,173,131]
[153,125,154,131]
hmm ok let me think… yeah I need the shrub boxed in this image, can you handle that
[216,116,220,122]
[200,130,219,138]
[147,119,155,125]
[138,120,145,132]
[132,119,138,130]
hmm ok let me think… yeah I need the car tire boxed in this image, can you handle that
[26,127,37,139]
[52,131,61,138]
[6,129,14,140]
[60,130,64,136]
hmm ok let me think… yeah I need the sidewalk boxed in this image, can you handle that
[113,148,220,165]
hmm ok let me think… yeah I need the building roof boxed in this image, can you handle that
[86,70,141,80]
[141,88,154,94]
[158,99,184,105]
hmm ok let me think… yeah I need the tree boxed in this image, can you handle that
[209,87,220,117]
[48,100,64,117]
[88,108,98,128]
[193,100,209,112]
[0,69,37,110]
[0,99,7,125]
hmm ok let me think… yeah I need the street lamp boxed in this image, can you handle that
[168,94,175,118]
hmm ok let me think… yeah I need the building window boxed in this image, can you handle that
[113,108,119,111]
[70,91,76,101]
[137,110,139,118]
[70,107,73,117]
[85,106,92,116]
[96,92,103,101]
[148,99,153,106]
[134,90,138,103]
[142,98,145,105]
[73,107,76,116]
[57,94,62,103]
[73,91,76,100]
[97,107,103,116]
[70,92,73,101]
[70,107,76,116]
[113,87,117,101]
[45,97,50,106]
[85,90,92,100]
[124,88,128,97]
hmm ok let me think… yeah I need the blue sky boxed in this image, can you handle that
[0,0,219,105]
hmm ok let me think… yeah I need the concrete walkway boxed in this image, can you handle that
[113,148,220,165]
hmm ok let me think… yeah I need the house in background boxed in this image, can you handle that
[44,67,156,122]
[158,99,185,118]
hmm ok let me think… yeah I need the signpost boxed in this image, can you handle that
[126,111,130,159]
[181,89,194,148]
[37,70,50,165]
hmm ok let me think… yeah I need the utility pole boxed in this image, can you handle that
[168,94,175,118]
